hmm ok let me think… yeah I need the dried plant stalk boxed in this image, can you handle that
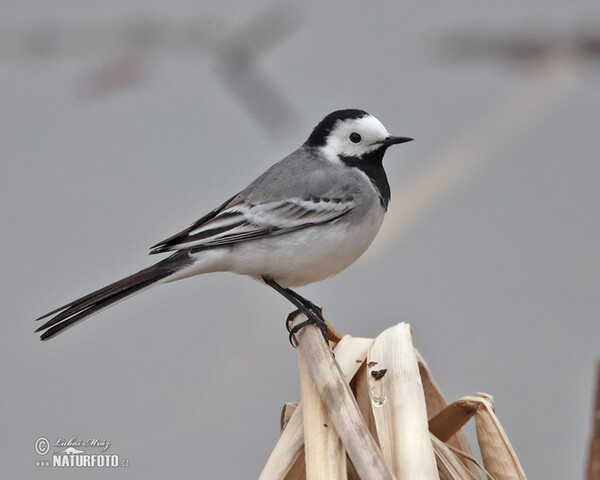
[283,450,306,480]
[260,402,305,480]
[355,362,379,442]
[588,360,600,480]
[417,352,481,480]
[279,403,305,480]
[416,351,449,419]
[325,319,343,344]
[347,457,360,480]
[429,397,481,442]
[292,316,396,480]
[299,348,346,478]
[281,402,299,432]
[334,335,374,382]
[431,434,479,480]
[263,320,526,480]
[473,393,526,480]
[367,323,439,479]
[260,334,375,480]
[299,336,372,479]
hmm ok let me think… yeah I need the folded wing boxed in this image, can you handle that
[150,195,355,254]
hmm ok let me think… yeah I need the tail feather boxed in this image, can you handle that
[36,251,192,340]
[36,272,148,321]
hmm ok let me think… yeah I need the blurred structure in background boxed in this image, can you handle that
[215,3,304,135]
[0,3,303,134]
[589,361,600,480]
[442,27,600,65]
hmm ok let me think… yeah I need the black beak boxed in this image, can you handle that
[383,136,414,147]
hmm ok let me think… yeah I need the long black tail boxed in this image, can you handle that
[36,251,192,340]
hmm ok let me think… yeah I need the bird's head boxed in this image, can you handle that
[304,109,412,165]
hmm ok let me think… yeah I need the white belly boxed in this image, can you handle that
[224,207,385,287]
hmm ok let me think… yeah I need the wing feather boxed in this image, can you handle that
[149,193,240,254]
[150,196,355,254]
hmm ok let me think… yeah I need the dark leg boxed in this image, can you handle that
[262,276,328,346]
[282,289,323,335]
[283,288,323,317]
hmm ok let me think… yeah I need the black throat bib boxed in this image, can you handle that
[339,147,390,210]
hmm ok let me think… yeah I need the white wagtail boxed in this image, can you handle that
[36,109,412,342]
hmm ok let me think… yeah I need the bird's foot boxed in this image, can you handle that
[285,305,325,334]
[285,308,329,347]
[303,301,323,317]
[284,300,323,330]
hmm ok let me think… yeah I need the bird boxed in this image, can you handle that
[36,109,413,342]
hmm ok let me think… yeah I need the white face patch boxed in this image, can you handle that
[319,115,391,164]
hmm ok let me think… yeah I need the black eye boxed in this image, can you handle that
[349,132,361,143]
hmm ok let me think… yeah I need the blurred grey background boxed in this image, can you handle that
[2,0,600,478]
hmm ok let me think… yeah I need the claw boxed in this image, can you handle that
[288,319,312,347]
[286,309,302,332]
[286,311,329,347]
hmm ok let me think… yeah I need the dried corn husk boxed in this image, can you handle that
[261,401,305,480]
[431,434,480,480]
[284,449,306,480]
[281,402,299,432]
[299,348,346,478]
[416,351,449,418]
[367,323,438,479]
[262,320,526,480]
[472,393,526,480]
[429,397,481,442]
[279,403,305,480]
[260,332,376,479]
[355,362,379,442]
[292,316,395,480]
[418,352,481,479]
